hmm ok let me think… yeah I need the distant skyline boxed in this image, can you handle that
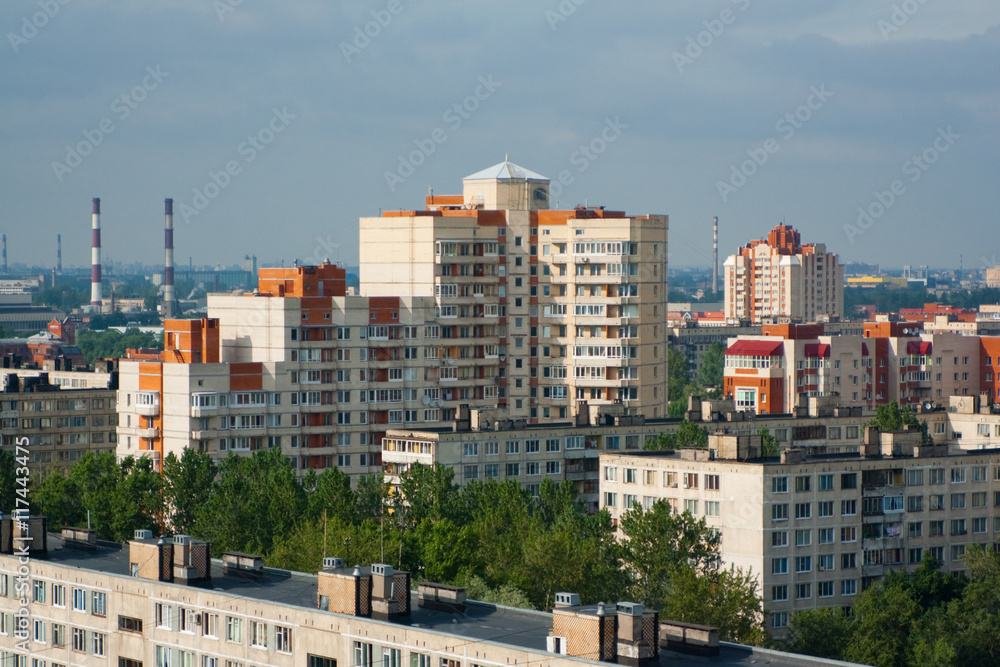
[1,1,998,272]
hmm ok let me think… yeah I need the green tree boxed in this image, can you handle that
[699,341,726,388]
[667,347,690,402]
[620,502,719,610]
[0,449,16,514]
[868,401,932,444]
[844,581,922,667]
[194,448,306,555]
[757,427,780,457]
[76,328,163,366]
[643,420,708,451]
[163,449,218,534]
[304,467,357,523]
[665,565,769,647]
[782,607,855,660]
[396,463,461,526]
[110,455,164,540]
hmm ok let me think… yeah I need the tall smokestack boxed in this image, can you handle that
[163,198,176,318]
[712,216,719,295]
[57,233,62,273]
[2,234,6,273]
[90,198,102,311]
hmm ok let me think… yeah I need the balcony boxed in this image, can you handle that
[137,427,160,439]
[135,403,159,417]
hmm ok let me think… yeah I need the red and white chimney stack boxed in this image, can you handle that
[163,198,176,318]
[90,198,102,312]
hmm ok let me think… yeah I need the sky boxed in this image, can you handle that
[1,0,998,273]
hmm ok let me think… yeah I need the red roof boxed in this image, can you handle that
[907,341,932,355]
[725,340,784,357]
[804,343,831,358]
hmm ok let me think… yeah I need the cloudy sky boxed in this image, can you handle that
[1,0,998,273]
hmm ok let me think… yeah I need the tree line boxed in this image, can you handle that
[2,448,767,646]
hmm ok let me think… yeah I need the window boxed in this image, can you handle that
[772,585,788,602]
[604,493,617,508]
[908,522,923,538]
[842,553,856,569]
[772,504,788,521]
[684,499,699,515]
[72,588,86,611]
[505,463,520,477]
[625,468,637,483]
[796,583,812,600]
[250,621,267,648]
[795,476,811,492]
[841,473,858,489]
[930,494,945,510]
[772,558,788,574]
[952,545,966,561]
[951,519,967,536]
[52,624,65,647]
[92,591,106,616]
[795,556,812,573]
[951,493,966,510]
[841,579,857,596]
[929,468,945,485]
[705,501,720,517]
[52,584,65,607]
[226,616,243,643]
[909,548,924,564]
[33,619,46,643]
[818,528,834,544]
[485,464,499,479]
[772,612,788,629]
[33,580,45,603]
[841,499,857,516]
[772,531,788,547]
[930,520,944,536]
[973,517,988,534]
[973,491,987,508]
[819,474,834,491]
[795,502,811,519]
[604,466,617,482]
[795,529,811,546]
[72,628,86,652]
[546,461,561,475]
[706,474,721,490]
[819,554,835,571]
[354,642,374,667]
[841,526,857,543]
[772,477,788,493]
[951,467,967,483]
[276,625,292,653]
[907,495,924,512]
[818,501,834,517]
[118,616,143,633]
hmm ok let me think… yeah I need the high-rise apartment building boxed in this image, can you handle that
[723,225,843,324]
[116,163,669,475]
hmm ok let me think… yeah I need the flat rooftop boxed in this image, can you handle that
[26,535,858,667]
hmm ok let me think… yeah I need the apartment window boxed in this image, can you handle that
[841,526,857,543]
[604,466,617,482]
[706,474,721,490]
[772,585,788,602]
[772,612,788,629]
[464,466,479,480]
[772,558,788,575]
[52,623,65,647]
[795,529,811,546]
[772,504,788,521]
[772,531,788,547]
[52,584,65,607]
[818,474,834,491]
[841,499,857,516]
[683,473,698,489]
[71,628,86,652]
[796,583,812,600]
[118,616,143,633]
[663,471,677,488]
[795,475,811,492]
[973,517,988,534]
[546,461,561,475]
[354,642,374,667]
[908,522,923,538]
[842,553,857,569]
[71,588,86,612]
[819,554,835,571]
[908,548,924,564]
[276,625,293,653]
[841,580,857,596]
[795,556,812,573]
[818,528,834,544]
[841,473,858,489]
[772,476,788,493]
[705,501,720,517]
[930,520,944,537]
[795,502,811,519]
[625,468,637,483]
[951,519,967,536]
[33,619,46,643]
[930,494,945,510]
[91,634,106,658]
[929,468,945,485]
[33,580,45,603]
[226,617,243,643]
[485,464,499,479]
[951,467,967,484]
[89,591,106,616]
[951,493,966,510]
[972,466,987,482]
[907,495,924,512]
[604,493,617,508]
[684,499,698,515]
[463,443,478,457]
[818,501,834,517]
[952,545,966,561]
[506,463,520,477]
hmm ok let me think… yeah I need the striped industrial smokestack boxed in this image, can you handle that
[163,198,176,318]
[57,233,62,273]
[90,198,102,311]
